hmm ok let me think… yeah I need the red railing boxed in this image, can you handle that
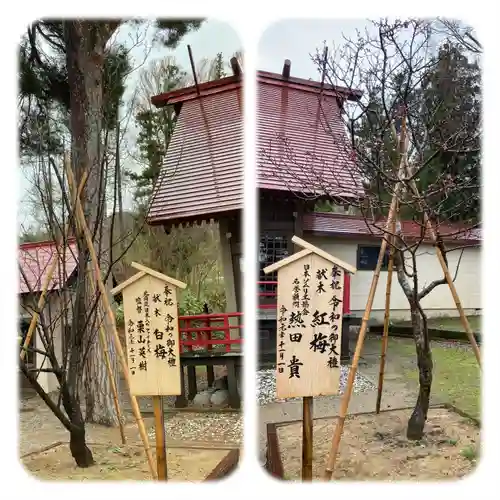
[258,280,279,309]
[177,275,351,352]
[257,275,351,314]
[178,312,243,353]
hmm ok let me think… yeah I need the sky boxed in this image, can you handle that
[18,17,415,232]
[258,18,373,79]
[19,19,243,231]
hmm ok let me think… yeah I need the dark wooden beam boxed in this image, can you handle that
[282,59,291,79]
[230,57,242,77]
[187,45,201,96]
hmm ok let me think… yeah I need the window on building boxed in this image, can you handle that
[258,234,289,282]
[357,245,390,271]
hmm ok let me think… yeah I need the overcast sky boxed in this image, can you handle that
[258,18,373,79]
[19,18,383,231]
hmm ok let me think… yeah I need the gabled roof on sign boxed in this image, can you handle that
[263,235,357,275]
[146,59,364,226]
[110,262,187,296]
[19,239,78,294]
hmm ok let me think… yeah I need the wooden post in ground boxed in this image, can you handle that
[375,214,396,414]
[66,169,126,445]
[323,118,409,481]
[64,156,157,479]
[265,237,354,483]
[153,396,167,480]
[302,396,313,481]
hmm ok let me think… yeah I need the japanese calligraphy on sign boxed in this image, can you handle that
[264,236,356,399]
[111,262,187,397]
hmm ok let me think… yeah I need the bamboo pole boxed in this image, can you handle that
[432,246,480,365]
[64,156,157,479]
[423,214,481,366]
[66,170,127,445]
[402,161,481,366]
[375,213,396,413]
[302,396,313,481]
[19,172,88,362]
[323,119,409,481]
[153,396,167,480]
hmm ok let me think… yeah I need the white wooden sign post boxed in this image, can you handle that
[111,262,187,480]
[264,236,356,480]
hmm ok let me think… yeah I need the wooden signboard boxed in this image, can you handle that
[264,236,356,480]
[264,237,356,399]
[112,262,186,396]
[111,262,187,481]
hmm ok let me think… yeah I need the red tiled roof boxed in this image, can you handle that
[147,70,363,225]
[257,74,364,199]
[19,239,78,294]
[303,212,481,243]
[147,82,244,224]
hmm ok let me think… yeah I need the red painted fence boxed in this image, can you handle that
[257,274,351,314]
[179,312,243,353]
[178,276,351,351]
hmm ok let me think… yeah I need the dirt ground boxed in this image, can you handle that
[19,389,241,481]
[22,443,228,481]
[276,407,479,481]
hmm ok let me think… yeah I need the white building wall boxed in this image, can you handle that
[306,235,481,323]
[20,292,69,394]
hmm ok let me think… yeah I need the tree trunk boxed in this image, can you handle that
[60,376,95,467]
[69,419,95,467]
[64,20,119,428]
[406,305,433,440]
[116,117,125,245]
[84,325,120,426]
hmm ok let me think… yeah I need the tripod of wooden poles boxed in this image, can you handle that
[322,116,481,481]
[19,154,157,479]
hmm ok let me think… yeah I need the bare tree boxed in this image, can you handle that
[434,18,482,54]
[260,18,480,440]
[18,19,202,467]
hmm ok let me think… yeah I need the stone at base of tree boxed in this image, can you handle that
[193,390,212,407]
[213,376,229,391]
[214,366,228,379]
[210,389,230,407]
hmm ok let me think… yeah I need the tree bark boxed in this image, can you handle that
[64,20,119,428]
[406,304,433,440]
[60,377,95,467]
[394,248,433,441]
[69,415,95,467]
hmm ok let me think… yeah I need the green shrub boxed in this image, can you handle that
[178,289,205,316]
[115,303,124,327]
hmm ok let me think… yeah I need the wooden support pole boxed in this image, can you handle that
[64,156,157,479]
[425,216,481,366]
[375,215,396,414]
[323,119,409,481]
[302,396,313,481]
[153,396,167,480]
[19,172,88,361]
[402,159,481,366]
[66,170,126,445]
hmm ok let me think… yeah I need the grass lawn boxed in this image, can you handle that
[395,315,481,333]
[387,337,481,419]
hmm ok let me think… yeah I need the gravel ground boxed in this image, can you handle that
[257,366,376,406]
[148,412,242,444]
[19,389,242,457]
